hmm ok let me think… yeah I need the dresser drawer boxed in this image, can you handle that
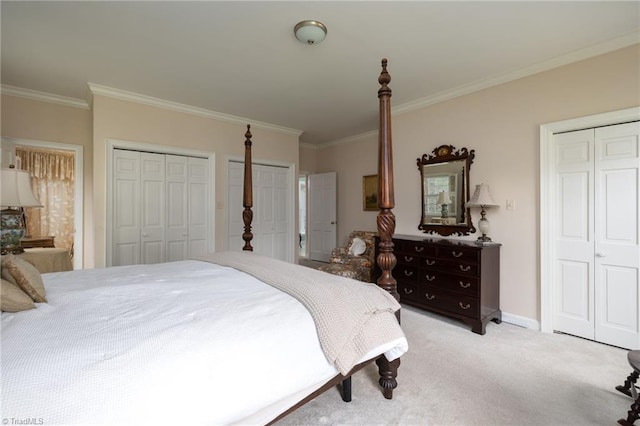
[419,287,479,319]
[438,247,479,263]
[420,271,479,296]
[422,257,478,275]
[396,264,419,282]
[398,282,421,303]
[397,253,420,266]
[398,241,437,257]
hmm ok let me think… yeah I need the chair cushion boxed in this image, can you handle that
[628,350,640,370]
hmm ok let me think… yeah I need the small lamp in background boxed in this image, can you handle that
[1,166,43,254]
[436,191,452,218]
[467,183,499,244]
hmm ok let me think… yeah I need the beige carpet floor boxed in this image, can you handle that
[276,305,633,426]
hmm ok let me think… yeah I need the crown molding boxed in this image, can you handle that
[1,85,89,109]
[318,130,378,149]
[393,30,640,116]
[299,142,319,150]
[87,83,303,137]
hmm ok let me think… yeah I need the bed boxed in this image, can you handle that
[1,60,404,425]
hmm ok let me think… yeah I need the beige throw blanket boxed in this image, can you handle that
[196,252,404,375]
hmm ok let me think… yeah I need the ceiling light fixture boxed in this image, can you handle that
[294,20,327,45]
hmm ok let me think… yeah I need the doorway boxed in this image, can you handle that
[1,137,84,269]
[540,107,640,350]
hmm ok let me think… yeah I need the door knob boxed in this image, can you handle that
[596,252,606,257]
[331,221,336,225]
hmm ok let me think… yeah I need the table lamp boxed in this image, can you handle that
[467,183,499,243]
[436,191,452,218]
[1,166,43,254]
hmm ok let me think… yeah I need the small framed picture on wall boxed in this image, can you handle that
[362,174,378,211]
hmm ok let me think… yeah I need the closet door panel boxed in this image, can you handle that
[113,150,141,266]
[140,153,165,264]
[188,157,208,258]
[166,155,189,261]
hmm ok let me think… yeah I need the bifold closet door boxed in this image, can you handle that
[113,150,165,266]
[553,121,639,349]
[227,161,291,261]
[113,150,208,266]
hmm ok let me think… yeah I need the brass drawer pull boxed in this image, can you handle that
[425,259,435,266]
[425,293,435,300]
[459,302,471,310]
[404,270,414,277]
[425,274,436,282]
[452,251,463,258]
[403,288,413,295]
[459,281,471,288]
[404,256,413,262]
[459,265,471,272]
[414,246,425,253]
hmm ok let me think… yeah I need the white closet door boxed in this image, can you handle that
[227,161,245,251]
[255,166,275,258]
[308,172,337,262]
[188,157,208,258]
[140,153,165,264]
[553,122,640,349]
[226,161,291,261]
[166,155,189,261]
[113,150,141,266]
[553,129,596,340]
[594,122,640,349]
[273,167,290,261]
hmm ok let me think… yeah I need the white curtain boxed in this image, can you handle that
[16,147,75,251]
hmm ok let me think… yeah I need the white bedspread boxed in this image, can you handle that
[1,260,407,426]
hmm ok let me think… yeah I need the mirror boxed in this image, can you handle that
[417,145,476,236]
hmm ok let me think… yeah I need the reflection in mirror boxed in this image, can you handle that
[417,145,476,236]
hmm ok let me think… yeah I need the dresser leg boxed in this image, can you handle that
[471,320,486,335]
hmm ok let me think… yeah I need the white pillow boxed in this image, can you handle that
[348,237,366,256]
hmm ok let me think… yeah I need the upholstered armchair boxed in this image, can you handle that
[317,231,377,282]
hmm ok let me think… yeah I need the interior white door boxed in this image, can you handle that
[308,172,336,262]
[166,155,189,261]
[593,122,640,349]
[113,150,141,266]
[553,122,640,349]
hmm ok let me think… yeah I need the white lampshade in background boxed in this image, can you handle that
[467,183,499,243]
[1,167,42,254]
[1,168,42,208]
[294,20,327,45]
[436,191,452,206]
[467,183,498,208]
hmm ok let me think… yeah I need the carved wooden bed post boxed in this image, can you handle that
[375,58,400,400]
[242,124,254,251]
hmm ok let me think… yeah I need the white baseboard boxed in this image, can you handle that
[501,312,540,330]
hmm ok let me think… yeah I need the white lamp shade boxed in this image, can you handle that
[436,191,452,206]
[1,168,42,207]
[294,20,327,44]
[467,183,498,208]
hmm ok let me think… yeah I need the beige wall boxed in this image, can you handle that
[1,95,94,265]
[299,144,318,174]
[1,93,298,268]
[92,95,299,268]
[315,44,640,323]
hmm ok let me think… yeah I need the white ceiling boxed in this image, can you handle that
[2,1,639,145]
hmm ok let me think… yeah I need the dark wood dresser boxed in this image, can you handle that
[375,234,501,334]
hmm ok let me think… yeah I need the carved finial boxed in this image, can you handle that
[245,124,252,145]
[378,58,391,96]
